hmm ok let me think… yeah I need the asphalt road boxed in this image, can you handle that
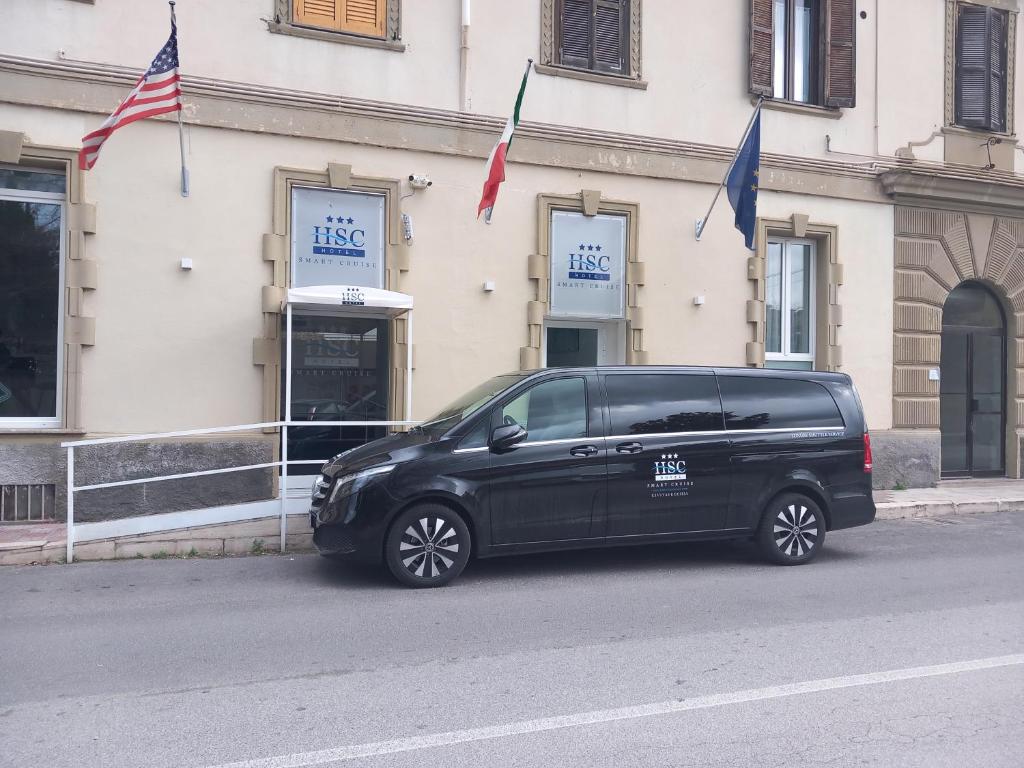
[1,512,1023,768]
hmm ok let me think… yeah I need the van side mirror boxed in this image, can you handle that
[489,423,527,452]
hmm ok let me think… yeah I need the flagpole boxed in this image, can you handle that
[169,1,189,198]
[694,97,763,241]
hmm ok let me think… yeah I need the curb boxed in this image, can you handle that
[875,498,1024,520]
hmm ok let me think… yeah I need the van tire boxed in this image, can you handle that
[385,504,471,588]
[757,493,825,566]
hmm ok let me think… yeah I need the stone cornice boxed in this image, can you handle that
[880,168,1024,217]
[5,53,1024,209]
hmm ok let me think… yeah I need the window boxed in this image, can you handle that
[604,374,724,435]
[765,239,815,370]
[719,376,844,430]
[293,0,386,37]
[955,3,1009,132]
[0,167,66,428]
[557,0,631,75]
[501,377,588,442]
[271,0,402,49]
[772,0,820,103]
[749,0,856,108]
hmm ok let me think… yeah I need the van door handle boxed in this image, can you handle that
[569,445,599,457]
[615,441,643,454]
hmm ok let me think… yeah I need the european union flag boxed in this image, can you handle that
[725,107,761,250]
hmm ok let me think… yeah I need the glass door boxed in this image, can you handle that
[940,283,1005,477]
[284,313,390,475]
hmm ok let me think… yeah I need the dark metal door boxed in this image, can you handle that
[940,284,1006,477]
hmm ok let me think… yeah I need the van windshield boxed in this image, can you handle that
[416,374,526,434]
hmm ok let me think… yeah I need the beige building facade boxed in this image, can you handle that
[3,0,1024,524]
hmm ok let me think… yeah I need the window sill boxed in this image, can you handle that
[943,125,1016,141]
[534,63,648,90]
[756,98,842,120]
[267,22,406,52]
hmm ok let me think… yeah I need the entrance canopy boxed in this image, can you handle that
[282,284,414,429]
[284,285,413,315]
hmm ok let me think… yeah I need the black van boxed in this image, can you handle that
[311,367,875,587]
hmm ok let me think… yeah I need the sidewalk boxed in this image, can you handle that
[874,478,1024,519]
[2,479,1023,566]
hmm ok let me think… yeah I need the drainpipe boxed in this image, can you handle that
[874,0,880,156]
[459,0,470,111]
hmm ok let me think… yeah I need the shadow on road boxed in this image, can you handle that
[309,536,868,590]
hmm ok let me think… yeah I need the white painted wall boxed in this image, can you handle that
[1,99,896,434]
[3,0,1020,168]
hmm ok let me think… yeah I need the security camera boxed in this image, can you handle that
[408,174,433,189]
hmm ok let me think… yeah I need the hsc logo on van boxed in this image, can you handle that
[567,243,610,281]
[648,453,694,499]
[654,453,687,482]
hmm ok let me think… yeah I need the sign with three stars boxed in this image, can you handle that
[549,210,627,319]
[290,187,386,289]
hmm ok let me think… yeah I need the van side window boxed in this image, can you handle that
[605,374,724,435]
[459,419,489,449]
[501,377,588,442]
[718,376,844,430]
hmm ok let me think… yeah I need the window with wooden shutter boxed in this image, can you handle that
[556,0,630,76]
[823,0,855,107]
[749,0,774,96]
[749,0,855,109]
[293,0,385,38]
[955,3,1008,132]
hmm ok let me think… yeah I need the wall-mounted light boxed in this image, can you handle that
[693,295,705,306]
[180,257,193,271]
[483,280,496,292]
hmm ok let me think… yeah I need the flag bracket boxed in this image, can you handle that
[694,97,763,244]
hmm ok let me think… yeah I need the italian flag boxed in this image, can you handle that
[477,60,532,223]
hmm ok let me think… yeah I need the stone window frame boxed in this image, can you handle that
[747,215,842,371]
[0,132,96,435]
[268,0,405,52]
[254,164,409,426]
[525,190,646,370]
[944,0,1018,136]
[537,0,647,90]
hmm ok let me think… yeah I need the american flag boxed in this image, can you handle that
[78,18,182,171]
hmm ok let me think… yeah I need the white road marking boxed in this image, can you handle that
[207,653,1024,768]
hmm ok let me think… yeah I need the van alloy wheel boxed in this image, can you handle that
[385,504,471,587]
[773,503,818,558]
[757,493,825,565]
[399,517,461,579]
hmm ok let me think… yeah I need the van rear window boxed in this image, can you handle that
[718,376,844,430]
[605,374,724,435]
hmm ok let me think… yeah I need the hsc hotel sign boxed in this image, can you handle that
[549,211,626,319]
[290,187,386,289]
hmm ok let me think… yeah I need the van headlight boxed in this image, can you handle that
[328,464,396,503]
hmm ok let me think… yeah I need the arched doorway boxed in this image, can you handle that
[940,282,1006,477]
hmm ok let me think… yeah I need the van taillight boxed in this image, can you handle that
[863,432,873,473]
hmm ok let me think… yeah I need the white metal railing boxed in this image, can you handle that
[60,419,421,563]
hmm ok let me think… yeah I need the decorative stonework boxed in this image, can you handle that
[528,192,645,369]
[255,165,407,424]
[892,207,1024,456]
[749,216,842,371]
[7,141,97,432]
